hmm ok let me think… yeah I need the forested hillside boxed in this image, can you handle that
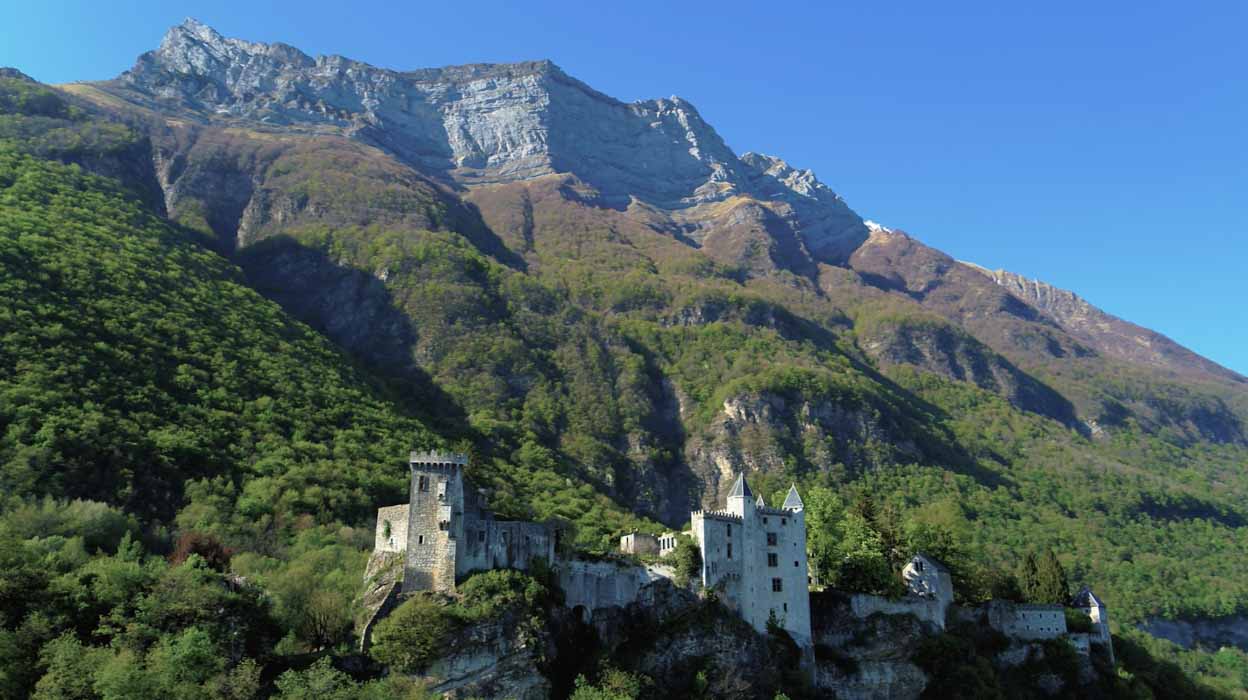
[1,18,1247,695]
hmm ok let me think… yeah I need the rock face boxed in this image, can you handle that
[1140,615,1248,652]
[101,18,867,261]
[421,610,552,700]
[811,591,932,700]
[973,266,1247,385]
[687,391,924,506]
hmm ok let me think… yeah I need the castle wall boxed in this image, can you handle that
[457,519,554,577]
[558,560,673,620]
[620,533,659,556]
[986,601,1067,640]
[850,593,947,630]
[374,504,409,553]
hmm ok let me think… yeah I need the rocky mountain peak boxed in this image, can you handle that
[101,21,869,261]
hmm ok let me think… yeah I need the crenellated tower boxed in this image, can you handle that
[402,451,469,593]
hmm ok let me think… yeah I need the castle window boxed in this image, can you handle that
[767,533,778,546]
[478,530,486,543]
[418,475,430,492]
[768,553,778,567]
[784,603,788,612]
[763,517,769,524]
[727,543,733,559]
[727,525,732,538]
[772,578,783,592]
[794,560,799,567]
[782,518,787,526]
[418,535,424,545]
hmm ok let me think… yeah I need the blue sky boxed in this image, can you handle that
[3,1,1245,374]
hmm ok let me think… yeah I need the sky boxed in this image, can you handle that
[3,0,1245,374]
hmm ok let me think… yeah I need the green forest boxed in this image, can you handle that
[2,73,1248,697]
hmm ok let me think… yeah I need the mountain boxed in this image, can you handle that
[100,18,868,264]
[5,18,1248,695]
[970,263,1245,385]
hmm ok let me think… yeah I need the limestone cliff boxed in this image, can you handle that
[687,391,925,507]
[96,18,868,262]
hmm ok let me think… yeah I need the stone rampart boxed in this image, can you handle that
[850,593,947,630]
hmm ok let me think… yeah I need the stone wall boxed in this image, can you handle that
[985,601,1067,640]
[457,519,554,577]
[849,593,947,630]
[620,533,659,556]
[373,504,409,553]
[558,559,674,621]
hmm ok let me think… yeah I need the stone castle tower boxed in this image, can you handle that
[399,450,554,593]
[691,475,812,648]
[401,451,469,592]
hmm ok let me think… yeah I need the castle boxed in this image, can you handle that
[370,452,1113,666]
[374,450,555,593]
[690,475,813,647]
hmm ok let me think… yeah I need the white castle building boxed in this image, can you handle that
[691,474,812,648]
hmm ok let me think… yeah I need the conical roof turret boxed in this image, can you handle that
[728,473,752,499]
[782,484,804,510]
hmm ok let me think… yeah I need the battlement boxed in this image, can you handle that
[409,450,469,467]
[692,509,743,522]
[756,505,795,516]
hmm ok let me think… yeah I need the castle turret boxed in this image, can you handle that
[1072,587,1115,664]
[782,484,804,511]
[726,473,755,518]
[402,450,469,593]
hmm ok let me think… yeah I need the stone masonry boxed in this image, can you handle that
[372,450,556,594]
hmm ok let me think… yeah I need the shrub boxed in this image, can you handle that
[1065,607,1094,634]
[369,595,458,674]
[670,535,702,589]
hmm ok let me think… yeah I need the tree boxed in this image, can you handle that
[370,595,458,673]
[671,536,703,589]
[169,532,233,572]
[851,492,877,523]
[1034,548,1070,605]
[802,487,844,587]
[1019,552,1041,603]
[832,513,896,595]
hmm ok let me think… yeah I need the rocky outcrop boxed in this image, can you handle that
[421,609,553,700]
[811,591,933,700]
[687,392,923,507]
[354,551,404,652]
[1140,615,1248,652]
[97,19,868,262]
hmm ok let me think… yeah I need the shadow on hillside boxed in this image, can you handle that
[233,234,471,436]
[1137,493,1247,529]
[1115,634,1236,700]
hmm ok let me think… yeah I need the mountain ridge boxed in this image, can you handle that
[91,18,870,262]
